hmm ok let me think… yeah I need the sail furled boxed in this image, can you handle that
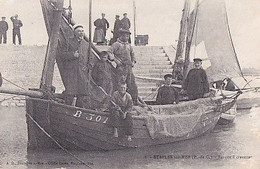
[189,0,243,83]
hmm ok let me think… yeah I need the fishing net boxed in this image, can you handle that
[135,98,219,139]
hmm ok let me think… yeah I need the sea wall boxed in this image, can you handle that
[0,45,64,107]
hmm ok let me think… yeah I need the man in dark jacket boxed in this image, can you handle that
[181,58,210,100]
[121,13,131,43]
[58,25,94,108]
[10,14,23,45]
[0,17,8,44]
[92,51,114,95]
[111,15,122,44]
[156,74,179,105]
[101,13,109,40]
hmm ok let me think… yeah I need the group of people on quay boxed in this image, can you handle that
[93,13,131,45]
[0,14,23,45]
[58,20,211,140]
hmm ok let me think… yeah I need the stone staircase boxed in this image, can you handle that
[96,45,176,101]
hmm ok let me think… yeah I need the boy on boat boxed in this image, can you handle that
[181,58,210,100]
[156,74,179,105]
[107,29,140,106]
[92,51,114,95]
[110,82,133,141]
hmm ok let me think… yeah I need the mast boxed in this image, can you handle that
[183,0,199,77]
[40,0,64,91]
[133,0,137,45]
[172,0,190,80]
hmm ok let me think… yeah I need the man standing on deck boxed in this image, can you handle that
[58,25,94,108]
[10,14,23,45]
[0,17,8,44]
[181,58,210,100]
[107,29,140,105]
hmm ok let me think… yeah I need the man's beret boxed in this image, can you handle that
[73,24,83,31]
[164,74,173,79]
[193,58,202,62]
[119,29,131,35]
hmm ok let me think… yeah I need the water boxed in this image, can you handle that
[0,106,259,169]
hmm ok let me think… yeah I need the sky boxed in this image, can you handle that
[0,0,260,68]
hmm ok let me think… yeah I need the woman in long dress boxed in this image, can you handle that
[93,18,105,45]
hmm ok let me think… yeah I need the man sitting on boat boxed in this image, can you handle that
[58,24,93,108]
[181,58,210,100]
[156,74,179,105]
[110,82,133,141]
[107,29,139,106]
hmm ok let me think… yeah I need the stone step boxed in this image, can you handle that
[136,60,171,65]
[137,73,167,78]
[134,64,173,69]
[135,56,169,61]
[135,53,166,57]
[133,68,172,74]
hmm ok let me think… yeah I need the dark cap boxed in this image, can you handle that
[123,13,127,16]
[193,58,202,62]
[100,51,108,57]
[164,74,173,79]
[73,24,83,31]
[119,29,131,35]
[115,15,120,17]
[2,16,6,18]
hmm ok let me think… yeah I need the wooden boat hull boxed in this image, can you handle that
[218,103,237,125]
[26,96,236,151]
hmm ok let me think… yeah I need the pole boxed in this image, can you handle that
[133,0,137,45]
[40,0,64,91]
[172,0,190,79]
[88,0,92,57]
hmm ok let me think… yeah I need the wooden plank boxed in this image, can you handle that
[40,0,64,90]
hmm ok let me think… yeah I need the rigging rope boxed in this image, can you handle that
[26,112,93,169]
[2,76,26,90]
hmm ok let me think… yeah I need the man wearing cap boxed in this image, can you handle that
[57,25,94,108]
[111,15,122,44]
[0,17,8,44]
[181,58,210,100]
[121,13,131,31]
[107,29,139,105]
[121,13,131,43]
[10,14,23,45]
[156,74,179,105]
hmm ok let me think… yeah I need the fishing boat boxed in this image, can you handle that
[137,0,249,124]
[0,0,240,151]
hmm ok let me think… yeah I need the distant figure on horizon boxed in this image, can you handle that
[101,13,109,41]
[10,14,23,45]
[121,13,131,43]
[0,17,8,44]
[93,14,108,45]
[110,15,122,45]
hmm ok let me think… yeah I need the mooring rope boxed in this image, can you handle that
[2,76,26,90]
[26,113,93,169]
